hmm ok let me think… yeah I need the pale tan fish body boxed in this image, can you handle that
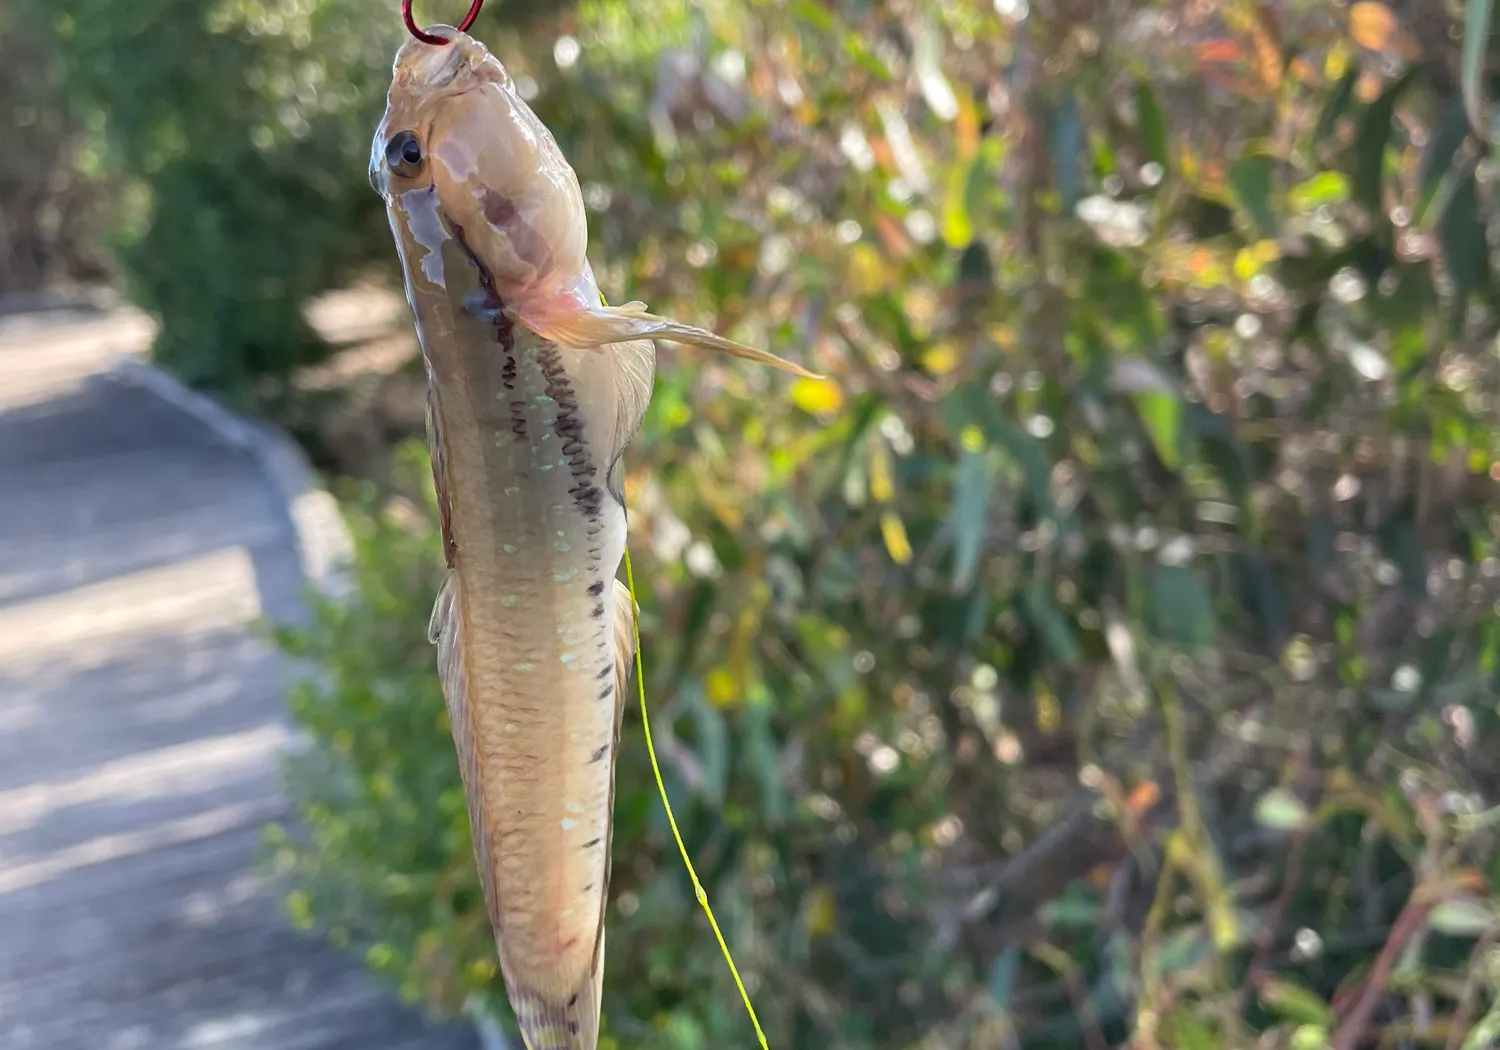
[369,26,815,1050]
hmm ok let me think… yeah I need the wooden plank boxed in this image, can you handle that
[0,309,474,1050]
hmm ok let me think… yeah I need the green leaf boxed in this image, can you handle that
[941,155,985,249]
[1438,171,1487,323]
[1259,976,1334,1026]
[1023,582,1081,665]
[944,382,1054,519]
[987,946,1023,1008]
[1314,67,1358,148]
[1163,1013,1222,1050]
[743,686,789,827]
[1039,892,1103,930]
[1254,788,1311,831]
[683,683,729,807]
[1229,152,1276,237]
[1150,565,1215,649]
[950,448,995,591]
[1136,81,1168,170]
[1461,1013,1500,1050]
[1290,1025,1332,1050]
[1289,171,1350,212]
[1418,98,1471,222]
[1353,71,1414,218]
[1429,896,1500,937]
[1157,924,1212,974]
[1049,92,1082,208]
[1463,0,1494,140]
[1134,390,1184,471]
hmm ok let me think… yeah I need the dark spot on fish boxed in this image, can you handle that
[590,603,604,619]
[567,993,579,1008]
[587,580,605,597]
[570,482,604,520]
[535,346,606,521]
[598,682,613,701]
[509,398,527,440]
[595,665,611,681]
[448,221,515,344]
[481,189,517,226]
[583,837,602,849]
[567,1021,580,1036]
[590,744,609,763]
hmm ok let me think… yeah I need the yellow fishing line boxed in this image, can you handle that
[622,545,769,1049]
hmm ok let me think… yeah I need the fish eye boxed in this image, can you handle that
[385,130,424,178]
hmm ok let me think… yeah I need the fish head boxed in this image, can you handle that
[371,27,588,307]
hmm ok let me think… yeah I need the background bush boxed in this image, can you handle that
[13,0,1500,1047]
[9,0,404,391]
[0,4,113,297]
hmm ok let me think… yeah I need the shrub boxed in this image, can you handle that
[0,5,112,294]
[14,0,401,393]
[271,2,1500,1048]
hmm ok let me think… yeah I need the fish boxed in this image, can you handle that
[369,25,818,1050]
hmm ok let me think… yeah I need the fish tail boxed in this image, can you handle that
[498,939,605,1050]
[514,295,822,379]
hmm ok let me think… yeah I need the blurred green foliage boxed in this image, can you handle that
[24,0,1500,1046]
[10,0,406,388]
[0,5,111,294]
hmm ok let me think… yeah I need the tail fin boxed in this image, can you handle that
[499,957,604,1050]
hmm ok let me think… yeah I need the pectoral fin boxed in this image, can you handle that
[515,294,822,379]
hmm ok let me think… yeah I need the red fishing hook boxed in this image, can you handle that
[401,0,484,45]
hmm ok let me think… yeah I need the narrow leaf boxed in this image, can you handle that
[1353,71,1415,217]
[1151,565,1215,649]
[1430,896,1500,937]
[1463,0,1495,140]
[1134,390,1184,471]
[1136,81,1168,169]
[1229,152,1276,237]
[1023,583,1080,665]
[950,448,995,590]
[1259,976,1334,1025]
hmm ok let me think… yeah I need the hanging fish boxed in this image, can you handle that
[369,23,816,1050]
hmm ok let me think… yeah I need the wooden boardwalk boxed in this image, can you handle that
[0,301,478,1050]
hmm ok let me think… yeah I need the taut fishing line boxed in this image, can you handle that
[624,545,769,1048]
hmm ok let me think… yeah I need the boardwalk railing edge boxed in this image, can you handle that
[110,356,355,599]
